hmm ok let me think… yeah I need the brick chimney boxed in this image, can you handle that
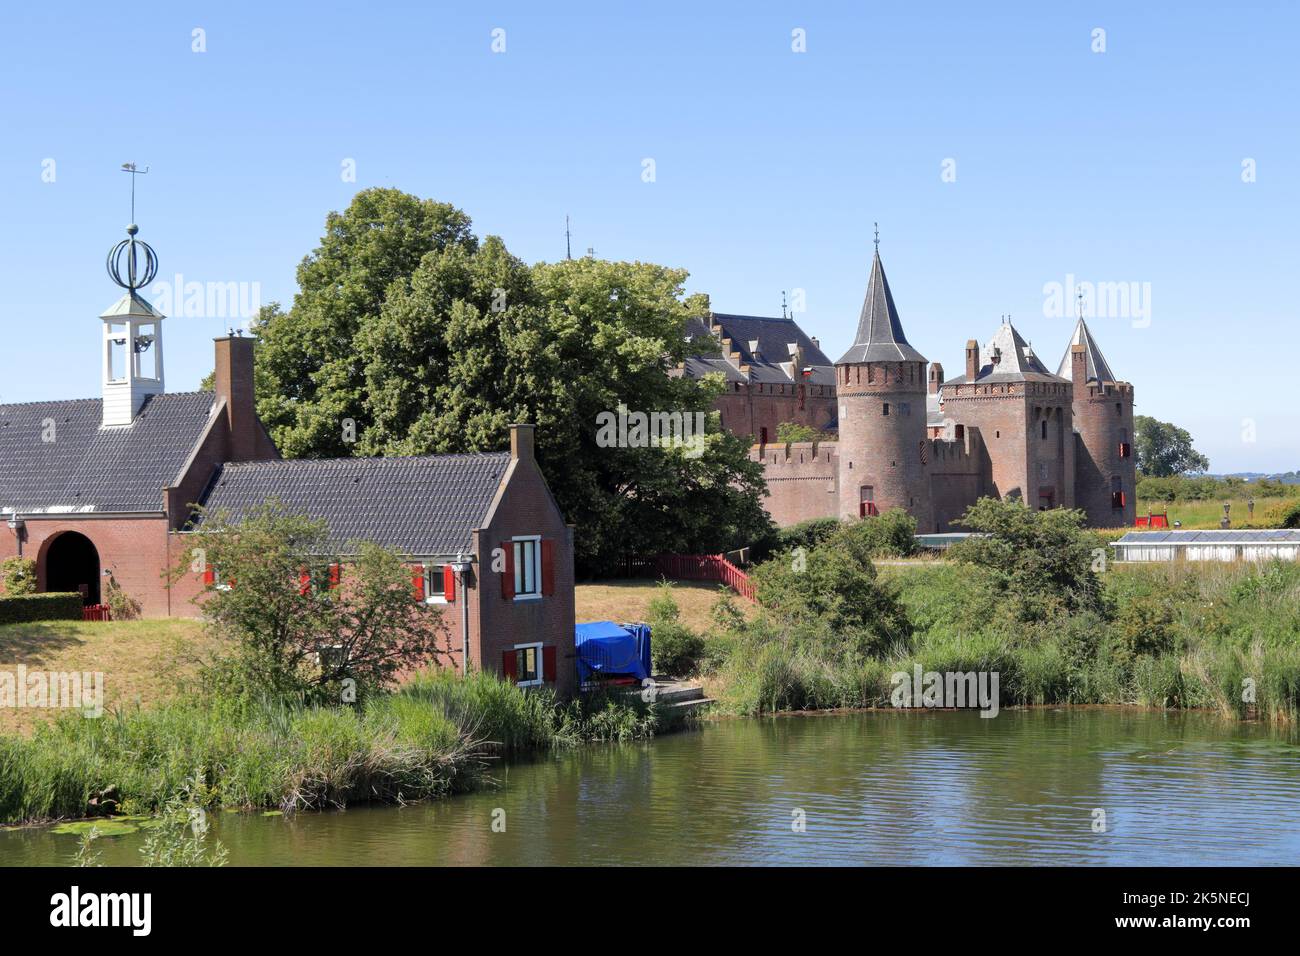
[213,335,259,461]
[928,362,944,395]
[510,423,536,462]
[965,340,979,381]
[1070,343,1088,392]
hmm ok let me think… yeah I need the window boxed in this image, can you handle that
[513,536,542,599]
[1041,419,1048,440]
[514,642,543,687]
[882,403,890,416]
[423,564,447,603]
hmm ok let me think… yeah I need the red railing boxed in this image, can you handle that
[82,604,111,622]
[621,553,756,602]
[859,501,879,517]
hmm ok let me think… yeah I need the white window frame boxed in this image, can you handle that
[512,535,542,601]
[213,566,232,592]
[422,563,448,605]
[513,641,544,687]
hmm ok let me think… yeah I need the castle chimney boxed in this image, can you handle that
[965,340,979,381]
[928,362,944,395]
[1070,343,1087,391]
[213,335,258,461]
[510,423,536,462]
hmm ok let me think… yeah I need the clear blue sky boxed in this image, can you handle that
[2,1,1296,472]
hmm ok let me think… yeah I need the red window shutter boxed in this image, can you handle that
[412,566,425,601]
[298,569,311,596]
[328,563,340,590]
[443,565,456,602]
[543,645,557,682]
[502,649,517,680]
[541,540,555,596]
[500,542,514,600]
[202,567,215,586]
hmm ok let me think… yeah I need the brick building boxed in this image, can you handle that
[685,246,1137,531]
[0,225,575,694]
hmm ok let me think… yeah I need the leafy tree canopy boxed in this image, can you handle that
[1134,414,1209,477]
[947,497,1103,621]
[249,189,772,571]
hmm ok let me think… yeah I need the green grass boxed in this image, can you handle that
[0,669,685,827]
[0,618,215,735]
[1134,496,1294,530]
[709,560,1300,719]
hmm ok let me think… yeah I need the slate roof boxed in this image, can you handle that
[0,392,216,514]
[943,321,1068,386]
[1057,317,1117,383]
[836,251,927,364]
[682,313,836,386]
[192,452,512,556]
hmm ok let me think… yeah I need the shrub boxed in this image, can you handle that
[104,577,142,621]
[839,507,916,558]
[771,517,842,556]
[651,620,706,676]
[948,497,1103,620]
[1280,499,1300,529]
[0,593,83,624]
[0,557,37,596]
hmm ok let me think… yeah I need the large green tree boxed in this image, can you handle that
[1133,415,1209,477]
[251,189,772,571]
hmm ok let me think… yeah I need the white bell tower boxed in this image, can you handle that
[101,223,165,427]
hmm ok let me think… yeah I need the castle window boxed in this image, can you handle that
[1041,419,1048,440]
[882,403,889,416]
[1116,403,1122,415]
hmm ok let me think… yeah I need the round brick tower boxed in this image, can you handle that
[1060,319,1136,528]
[835,250,932,531]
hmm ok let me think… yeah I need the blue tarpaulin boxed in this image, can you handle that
[575,621,651,683]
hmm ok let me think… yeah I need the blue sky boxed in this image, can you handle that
[2,1,1296,471]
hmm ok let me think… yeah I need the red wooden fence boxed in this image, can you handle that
[621,553,756,602]
[82,604,112,622]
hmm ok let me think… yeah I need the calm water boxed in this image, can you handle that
[4,708,1300,866]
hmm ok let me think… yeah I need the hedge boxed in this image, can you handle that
[0,593,84,625]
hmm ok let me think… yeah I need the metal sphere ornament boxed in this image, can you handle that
[106,224,159,291]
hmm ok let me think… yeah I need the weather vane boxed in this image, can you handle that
[121,162,149,223]
[873,222,880,251]
[107,162,158,293]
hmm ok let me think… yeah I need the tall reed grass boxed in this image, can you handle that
[0,670,679,826]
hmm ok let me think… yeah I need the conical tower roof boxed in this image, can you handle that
[836,250,927,364]
[1057,317,1116,383]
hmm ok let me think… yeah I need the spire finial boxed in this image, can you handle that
[1076,286,1084,320]
[781,290,788,319]
[873,222,880,252]
[108,163,158,292]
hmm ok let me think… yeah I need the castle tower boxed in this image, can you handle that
[1058,318,1135,527]
[834,247,932,530]
[101,224,165,427]
[940,318,1074,516]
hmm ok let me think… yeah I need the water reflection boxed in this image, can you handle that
[3,709,1298,866]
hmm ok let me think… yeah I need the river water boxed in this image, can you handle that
[4,708,1299,866]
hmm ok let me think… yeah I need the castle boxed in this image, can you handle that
[683,247,1137,531]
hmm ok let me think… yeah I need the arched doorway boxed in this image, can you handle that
[44,532,101,605]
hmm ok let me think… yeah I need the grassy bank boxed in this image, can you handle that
[701,560,1300,720]
[0,619,215,736]
[0,669,685,826]
[1134,496,1294,530]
